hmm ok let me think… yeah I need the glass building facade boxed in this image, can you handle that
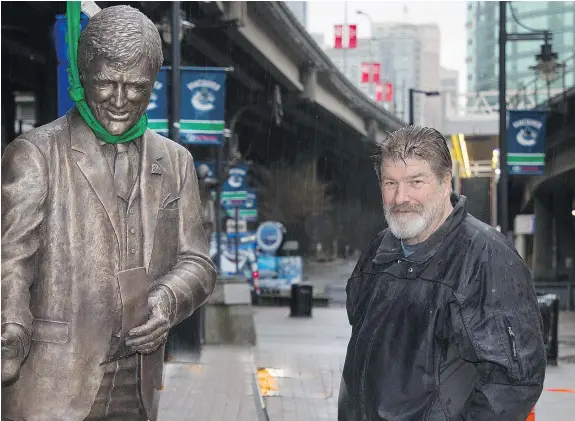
[466,1,575,93]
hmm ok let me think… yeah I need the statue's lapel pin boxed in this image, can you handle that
[151,163,162,175]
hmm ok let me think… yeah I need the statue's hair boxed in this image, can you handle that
[78,5,163,77]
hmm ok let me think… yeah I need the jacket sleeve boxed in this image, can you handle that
[451,247,546,421]
[1,137,49,357]
[151,152,217,326]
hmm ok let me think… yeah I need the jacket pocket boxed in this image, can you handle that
[500,314,524,378]
[31,318,70,344]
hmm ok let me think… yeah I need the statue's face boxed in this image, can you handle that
[83,55,156,136]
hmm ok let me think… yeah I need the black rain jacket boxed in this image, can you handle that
[338,194,546,421]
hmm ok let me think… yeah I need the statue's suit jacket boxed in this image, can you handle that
[1,110,217,421]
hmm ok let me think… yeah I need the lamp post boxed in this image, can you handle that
[357,10,374,101]
[408,88,440,126]
[498,1,564,237]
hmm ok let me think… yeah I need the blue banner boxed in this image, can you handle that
[146,67,169,137]
[54,14,88,117]
[507,110,547,175]
[180,67,227,145]
[223,164,249,192]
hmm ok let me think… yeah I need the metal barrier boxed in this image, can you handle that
[537,294,560,365]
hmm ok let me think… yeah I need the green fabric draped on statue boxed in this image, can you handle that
[66,1,148,144]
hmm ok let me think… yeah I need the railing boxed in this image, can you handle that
[443,89,566,118]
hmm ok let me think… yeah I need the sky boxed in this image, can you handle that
[305,0,468,92]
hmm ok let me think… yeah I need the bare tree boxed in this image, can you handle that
[255,159,333,224]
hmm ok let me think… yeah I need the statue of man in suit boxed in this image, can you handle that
[1,5,217,421]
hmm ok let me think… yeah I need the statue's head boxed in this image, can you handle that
[78,6,163,136]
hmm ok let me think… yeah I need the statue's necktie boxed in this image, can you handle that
[114,143,130,198]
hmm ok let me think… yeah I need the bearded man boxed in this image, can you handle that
[338,126,546,421]
[1,5,216,421]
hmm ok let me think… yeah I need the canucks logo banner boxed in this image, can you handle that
[147,67,227,145]
[507,110,547,176]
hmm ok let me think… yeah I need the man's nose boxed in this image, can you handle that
[394,183,410,204]
[110,84,128,109]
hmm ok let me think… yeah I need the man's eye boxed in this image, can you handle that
[411,180,423,186]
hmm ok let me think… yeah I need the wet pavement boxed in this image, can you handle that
[158,259,575,421]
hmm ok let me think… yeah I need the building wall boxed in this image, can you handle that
[466,1,575,93]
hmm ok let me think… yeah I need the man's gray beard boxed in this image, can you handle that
[384,195,446,241]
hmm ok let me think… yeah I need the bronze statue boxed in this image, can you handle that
[1,5,217,421]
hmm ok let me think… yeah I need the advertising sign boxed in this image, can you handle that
[507,110,547,175]
[256,221,285,254]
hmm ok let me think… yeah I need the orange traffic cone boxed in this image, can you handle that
[526,407,535,421]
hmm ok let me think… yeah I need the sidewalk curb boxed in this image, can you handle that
[249,348,270,421]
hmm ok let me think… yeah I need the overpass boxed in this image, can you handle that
[440,86,575,294]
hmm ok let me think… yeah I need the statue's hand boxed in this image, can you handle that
[125,293,171,355]
[1,326,24,384]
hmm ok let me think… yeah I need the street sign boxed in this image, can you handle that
[227,219,247,233]
[507,110,547,175]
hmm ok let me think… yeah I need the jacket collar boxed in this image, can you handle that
[373,193,468,265]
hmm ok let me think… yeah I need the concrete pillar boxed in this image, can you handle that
[554,189,575,280]
[300,66,317,102]
[533,195,554,280]
[365,119,377,143]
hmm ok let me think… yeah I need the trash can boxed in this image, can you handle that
[537,294,559,365]
[290,283,313,317]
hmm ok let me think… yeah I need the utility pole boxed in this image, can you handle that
[498,1,508,236]
[169,1,181,143]
[343,1,348,76]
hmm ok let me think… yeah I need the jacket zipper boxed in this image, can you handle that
[356,284,380,420]
[503,318,524,377]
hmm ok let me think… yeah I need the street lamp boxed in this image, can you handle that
[408,88,440,126]
[356,10,374,101]
[498,2,564,238]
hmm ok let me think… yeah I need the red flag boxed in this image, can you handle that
[372,63,381,83]
[334,25,343,49]
[384,83,393,102]
[348,24,357,49]
[361,62,370,83]
[376,84,384,102]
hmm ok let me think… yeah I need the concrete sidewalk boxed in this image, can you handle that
[158,346,261,421]
[252,306,575,421]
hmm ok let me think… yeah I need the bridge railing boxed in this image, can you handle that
[443,89,566,119]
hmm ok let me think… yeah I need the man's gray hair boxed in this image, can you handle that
[78,5,163,78]
[373,125,452,181]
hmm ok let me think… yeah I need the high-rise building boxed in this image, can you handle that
[324,22,441,127]
[284,1,307,29]
[466,1,575,94]
[441,67,460,111]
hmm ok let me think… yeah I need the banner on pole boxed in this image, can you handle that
[55,14,88,117]
[384,83,393,102]
[348,24,357,49]
[361,62,370,83]
[376,84,383,102]
[146,67,169,136]
[372,63,381,83]
[334,24,357,49]
[334,25,343,49]
[507,109,547,175]
[148,67,227,144]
